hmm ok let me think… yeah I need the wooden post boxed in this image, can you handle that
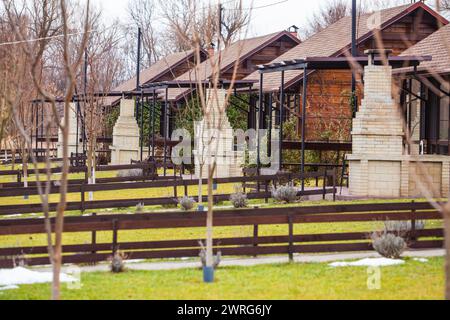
[411,200,417,241]
[322,170,327,200]
[183,180,188,197]
[80,183,85,214]
[112,219,119,256]
[288,215,294,262]
[253,224,259,258]
[332,168,337,202]
[91,212,97,255]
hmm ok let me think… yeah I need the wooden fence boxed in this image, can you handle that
[0,201,443,268]
[0,170,337,215]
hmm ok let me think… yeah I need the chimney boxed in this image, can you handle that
[287,25,299,38]
[208,42,216,58]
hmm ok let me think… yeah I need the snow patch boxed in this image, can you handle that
[329,258,405,267]
[413,258,428,263]
[0,267,76,290]
[0,285,19,291]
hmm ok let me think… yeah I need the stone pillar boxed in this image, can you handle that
[193,89,244,179]
[57,103,80,158]
[110,99,140,165]
[442,161,450,196]
[347,58,405,198]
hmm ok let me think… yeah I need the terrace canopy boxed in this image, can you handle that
[256,54,431,190]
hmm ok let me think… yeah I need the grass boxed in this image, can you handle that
[0,257,445,300]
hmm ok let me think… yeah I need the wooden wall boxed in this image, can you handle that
[295,8,442,141]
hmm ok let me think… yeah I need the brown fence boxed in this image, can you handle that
[0,201,443,268]
[0,170,337,216]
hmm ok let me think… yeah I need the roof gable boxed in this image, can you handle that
[245,2,448,92]
[400,23,450,75]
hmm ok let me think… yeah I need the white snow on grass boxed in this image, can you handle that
[0,285,19,291]
[329,258,405,267]
[413,258,429,263]
[0,267,76,290]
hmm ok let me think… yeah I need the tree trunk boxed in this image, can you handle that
[206,163,214,267]
[444,212,450,300]
[52,104,70,300]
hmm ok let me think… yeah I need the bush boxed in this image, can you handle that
[110,252,127,273]
[116,169,143,178]
[199,241,221,269]
[230,192,248,208]
[271,184,298,203]
[371,231,406,259]
[135,203,145,214]
[179,196,196,211]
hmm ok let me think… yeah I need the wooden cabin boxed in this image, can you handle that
[244,2,448,142]
[162,30,301,133]
[397,23,450,155]
[105,49,208,108]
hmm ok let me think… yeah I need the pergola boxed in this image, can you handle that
[256,53,431,190]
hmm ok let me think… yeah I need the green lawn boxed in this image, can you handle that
[0,257,445,300]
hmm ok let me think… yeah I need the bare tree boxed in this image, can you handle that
[159,0,249,52]
[83,15,123,199]
[2,0,91,300]
[127,0,161,68]
[302,0,350,39]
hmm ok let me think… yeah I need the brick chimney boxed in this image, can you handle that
[208,42,216,58]
[287,25,299,38]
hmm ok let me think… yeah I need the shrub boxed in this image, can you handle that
[230,192,248,208]
[179,196,196,211]
[116,169,143,178]
[135,203,145,214]
[199,241,221,269]
[110,251,127,273]
[271,184,298,203]
[371,231,406,259]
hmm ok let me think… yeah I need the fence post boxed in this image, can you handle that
[80,183,85,214]
[264,177,269,204]
[322,170,327,200]
[333,168,337,202]
[411,200,417,242]
[91,212,97,255]
[183,180,188,197]
[112,219,119,256]
[288,215,294,262]
[253,224,259,258]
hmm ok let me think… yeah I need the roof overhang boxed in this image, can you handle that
[257,55,432,74]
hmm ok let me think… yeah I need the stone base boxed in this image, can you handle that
[347,154,450,198]
[194,152,244,179]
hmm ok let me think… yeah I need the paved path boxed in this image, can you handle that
[33,249,446,273]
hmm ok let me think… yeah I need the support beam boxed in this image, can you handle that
[301,67,308,192]
[257,73,263,173]
[279,71,285,171]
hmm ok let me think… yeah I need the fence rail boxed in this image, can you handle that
[0,201,444,268]
[0,170,337,215]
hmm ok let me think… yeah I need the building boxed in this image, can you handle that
[397,23,450,155]
[244,2,448,142]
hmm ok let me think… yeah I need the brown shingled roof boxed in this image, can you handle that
[166,31,301,101]
[106,50,199,106]
[399,23,450,75]
[244,2,448,92]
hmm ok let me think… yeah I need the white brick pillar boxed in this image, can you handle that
[193,89,244,179]
[442,161,450,197]
[400,160,410,197]
[110,99,140,165]
[57,103,80,158]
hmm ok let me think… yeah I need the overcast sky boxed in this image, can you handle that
[89,0,394,37]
